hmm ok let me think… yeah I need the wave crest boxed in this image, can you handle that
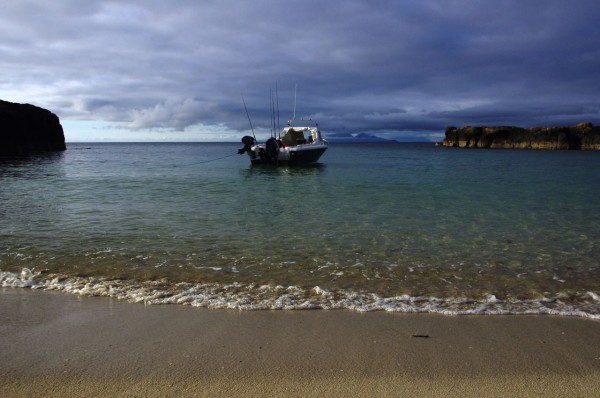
[2,268,599,319]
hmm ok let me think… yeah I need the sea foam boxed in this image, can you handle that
[1,268,599,319]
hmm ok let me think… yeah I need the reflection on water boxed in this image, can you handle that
[0,152,65,177]
[242,162,326,178]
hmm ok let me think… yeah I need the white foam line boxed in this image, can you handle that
[1,268,599,319]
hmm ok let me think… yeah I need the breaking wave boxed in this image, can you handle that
[2,268,599,319]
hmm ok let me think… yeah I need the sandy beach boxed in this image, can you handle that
[1,288,599,397]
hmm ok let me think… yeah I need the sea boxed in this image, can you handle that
[1,142,599,318]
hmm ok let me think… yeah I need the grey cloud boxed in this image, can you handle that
[1,0,599,141]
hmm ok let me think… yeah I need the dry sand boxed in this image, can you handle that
[1,287,599,397]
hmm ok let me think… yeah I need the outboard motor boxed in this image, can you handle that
[265,137,279,164]
[238,135,255,155]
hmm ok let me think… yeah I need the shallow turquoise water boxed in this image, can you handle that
[2,142,600,316]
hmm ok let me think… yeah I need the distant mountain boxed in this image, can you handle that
[326,132,397,143]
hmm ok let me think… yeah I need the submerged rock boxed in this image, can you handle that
[0,99,66,156]
[443,122,600,150]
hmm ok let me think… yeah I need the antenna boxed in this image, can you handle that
[241,95,256,141]
[292,83,297,123]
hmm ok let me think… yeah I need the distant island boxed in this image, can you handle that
[442,122,600,150]
[0,99,66,156]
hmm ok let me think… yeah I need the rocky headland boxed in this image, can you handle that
[0,99,66,156]
[443,122,600,150]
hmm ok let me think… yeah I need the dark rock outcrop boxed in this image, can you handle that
[0,100,66,156]
[443,122,600,150]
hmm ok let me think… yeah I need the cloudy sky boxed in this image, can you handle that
[2,1,599,142]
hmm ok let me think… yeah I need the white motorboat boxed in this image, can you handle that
[238,121,328,166]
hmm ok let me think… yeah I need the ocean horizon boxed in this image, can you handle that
[2,142,599,318]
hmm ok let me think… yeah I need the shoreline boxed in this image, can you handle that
[1,288,599,397]
[3,270,599,318]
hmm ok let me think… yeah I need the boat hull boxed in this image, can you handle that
[250,145,327,166]
[288,146,327,165]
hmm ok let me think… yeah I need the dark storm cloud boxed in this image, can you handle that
[1,0,599,140]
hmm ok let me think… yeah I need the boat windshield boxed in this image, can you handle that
[280,127,319,147]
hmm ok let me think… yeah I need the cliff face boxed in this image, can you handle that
[0,100,66,156]
[443,122,600,150]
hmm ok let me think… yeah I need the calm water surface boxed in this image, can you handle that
[2,142,599,317]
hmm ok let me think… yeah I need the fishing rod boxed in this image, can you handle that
[241,94,256,141]
[276,81,280,139]
[269,89,274,138]
[271,88,276,138]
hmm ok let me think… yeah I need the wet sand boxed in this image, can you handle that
[1,288,599,397]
